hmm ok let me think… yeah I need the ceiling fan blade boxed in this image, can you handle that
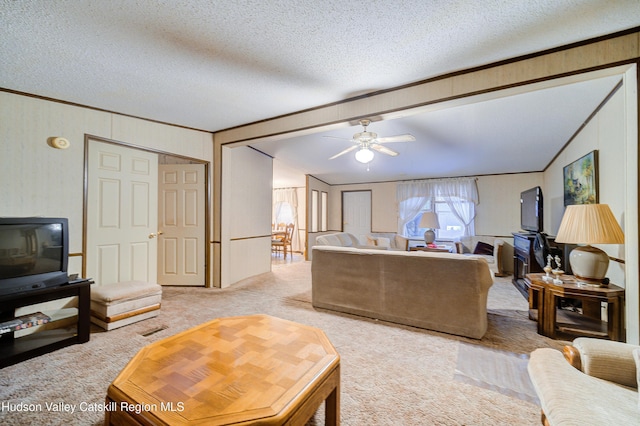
[371,144,399,156]
[328,145,358,160]
[323,135,353,141]
[375,134,416,143]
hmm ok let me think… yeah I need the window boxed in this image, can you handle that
[273,202,294,227]
[321,192,328,232]
[311,190,318,232]
[405,197,474,240]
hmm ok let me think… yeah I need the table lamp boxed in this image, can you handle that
[419,211,440,245]
[554,204,624,286]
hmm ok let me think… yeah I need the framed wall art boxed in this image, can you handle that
[563,150,598,206]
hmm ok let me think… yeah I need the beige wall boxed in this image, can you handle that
[306,175,331,259]
[220,146,272,287]
[326,182,397,233]
[0,91,213,280]
[543,81,629,287]
[328,174,545,239]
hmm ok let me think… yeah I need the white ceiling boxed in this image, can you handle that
[265,73,623,185]
[1,1,638,185]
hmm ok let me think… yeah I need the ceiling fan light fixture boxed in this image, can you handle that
[353,131,377,142]
[355,147,374,164]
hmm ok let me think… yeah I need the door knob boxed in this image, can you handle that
[148,231,164,239]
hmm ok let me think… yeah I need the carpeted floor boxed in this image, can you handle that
[454,343,539,405]
[0,261,568,425]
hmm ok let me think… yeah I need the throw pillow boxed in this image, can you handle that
[366,235,378,246]
[376,237,391,248]
[473,241,494,256]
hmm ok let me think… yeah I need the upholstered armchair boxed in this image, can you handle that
[528,337,639,425]
[457,237,507,277]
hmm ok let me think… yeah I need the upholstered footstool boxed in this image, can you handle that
[90,281,162,330]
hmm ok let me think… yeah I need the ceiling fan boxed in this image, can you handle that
[326,119,416,163]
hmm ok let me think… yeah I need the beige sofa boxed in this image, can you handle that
[528,338,639,425]
[315,232,369,248]
[311,246,494,339]
[315,232,408,251]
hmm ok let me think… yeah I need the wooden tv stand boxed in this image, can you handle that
[0,279,92,368]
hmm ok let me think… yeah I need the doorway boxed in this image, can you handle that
[84,137,209,287]
[342,190,372,243]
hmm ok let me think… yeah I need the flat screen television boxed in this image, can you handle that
[0,217,69,297]
[520,187,543,233]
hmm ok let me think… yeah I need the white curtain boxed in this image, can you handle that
[397,182,431,236]
[397,177,479,237]
[437,179,478,236]
[273,188,301,252]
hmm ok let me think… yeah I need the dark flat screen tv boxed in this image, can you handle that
[520,187,543,233]
[0,217,69,297]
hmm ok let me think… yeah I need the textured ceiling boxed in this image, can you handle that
[1,0,638,131]
[1,1,638,185]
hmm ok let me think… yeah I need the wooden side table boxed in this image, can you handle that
[526,273,625,341]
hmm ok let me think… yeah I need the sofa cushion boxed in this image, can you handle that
[316,234,343,246]
[91,281,162,304]
[367,233,409,251]
[376,237,391,248]
[336,233,356,246]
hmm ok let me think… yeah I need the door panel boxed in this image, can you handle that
[342,191,372,244]
[87,141,158,285]
[158,164,206,286]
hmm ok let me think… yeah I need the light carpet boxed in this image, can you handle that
[454,343,538,405]
[0,261,568,425]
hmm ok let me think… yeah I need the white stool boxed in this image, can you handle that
[90,281,162,330]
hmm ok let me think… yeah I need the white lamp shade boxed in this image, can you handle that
[355,148,374,163]
[419,211,440,229]
[555,204,624,285]
[555,204,624,244]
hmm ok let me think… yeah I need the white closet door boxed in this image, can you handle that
[342,191,372,244]
[158,164,206,286]
[87,141,158,285]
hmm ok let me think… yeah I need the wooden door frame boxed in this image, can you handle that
[83,134,211,287]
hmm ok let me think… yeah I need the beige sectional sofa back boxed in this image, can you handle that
[311,246,494,339]
[315,232,362,247]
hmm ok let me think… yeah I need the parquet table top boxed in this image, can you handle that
[106,314,340,425]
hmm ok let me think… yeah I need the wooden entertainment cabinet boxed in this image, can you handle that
[0,279,92,368]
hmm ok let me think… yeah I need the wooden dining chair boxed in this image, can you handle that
[272,223,294,258]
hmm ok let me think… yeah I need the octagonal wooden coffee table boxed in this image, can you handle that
[105,314,340,425]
